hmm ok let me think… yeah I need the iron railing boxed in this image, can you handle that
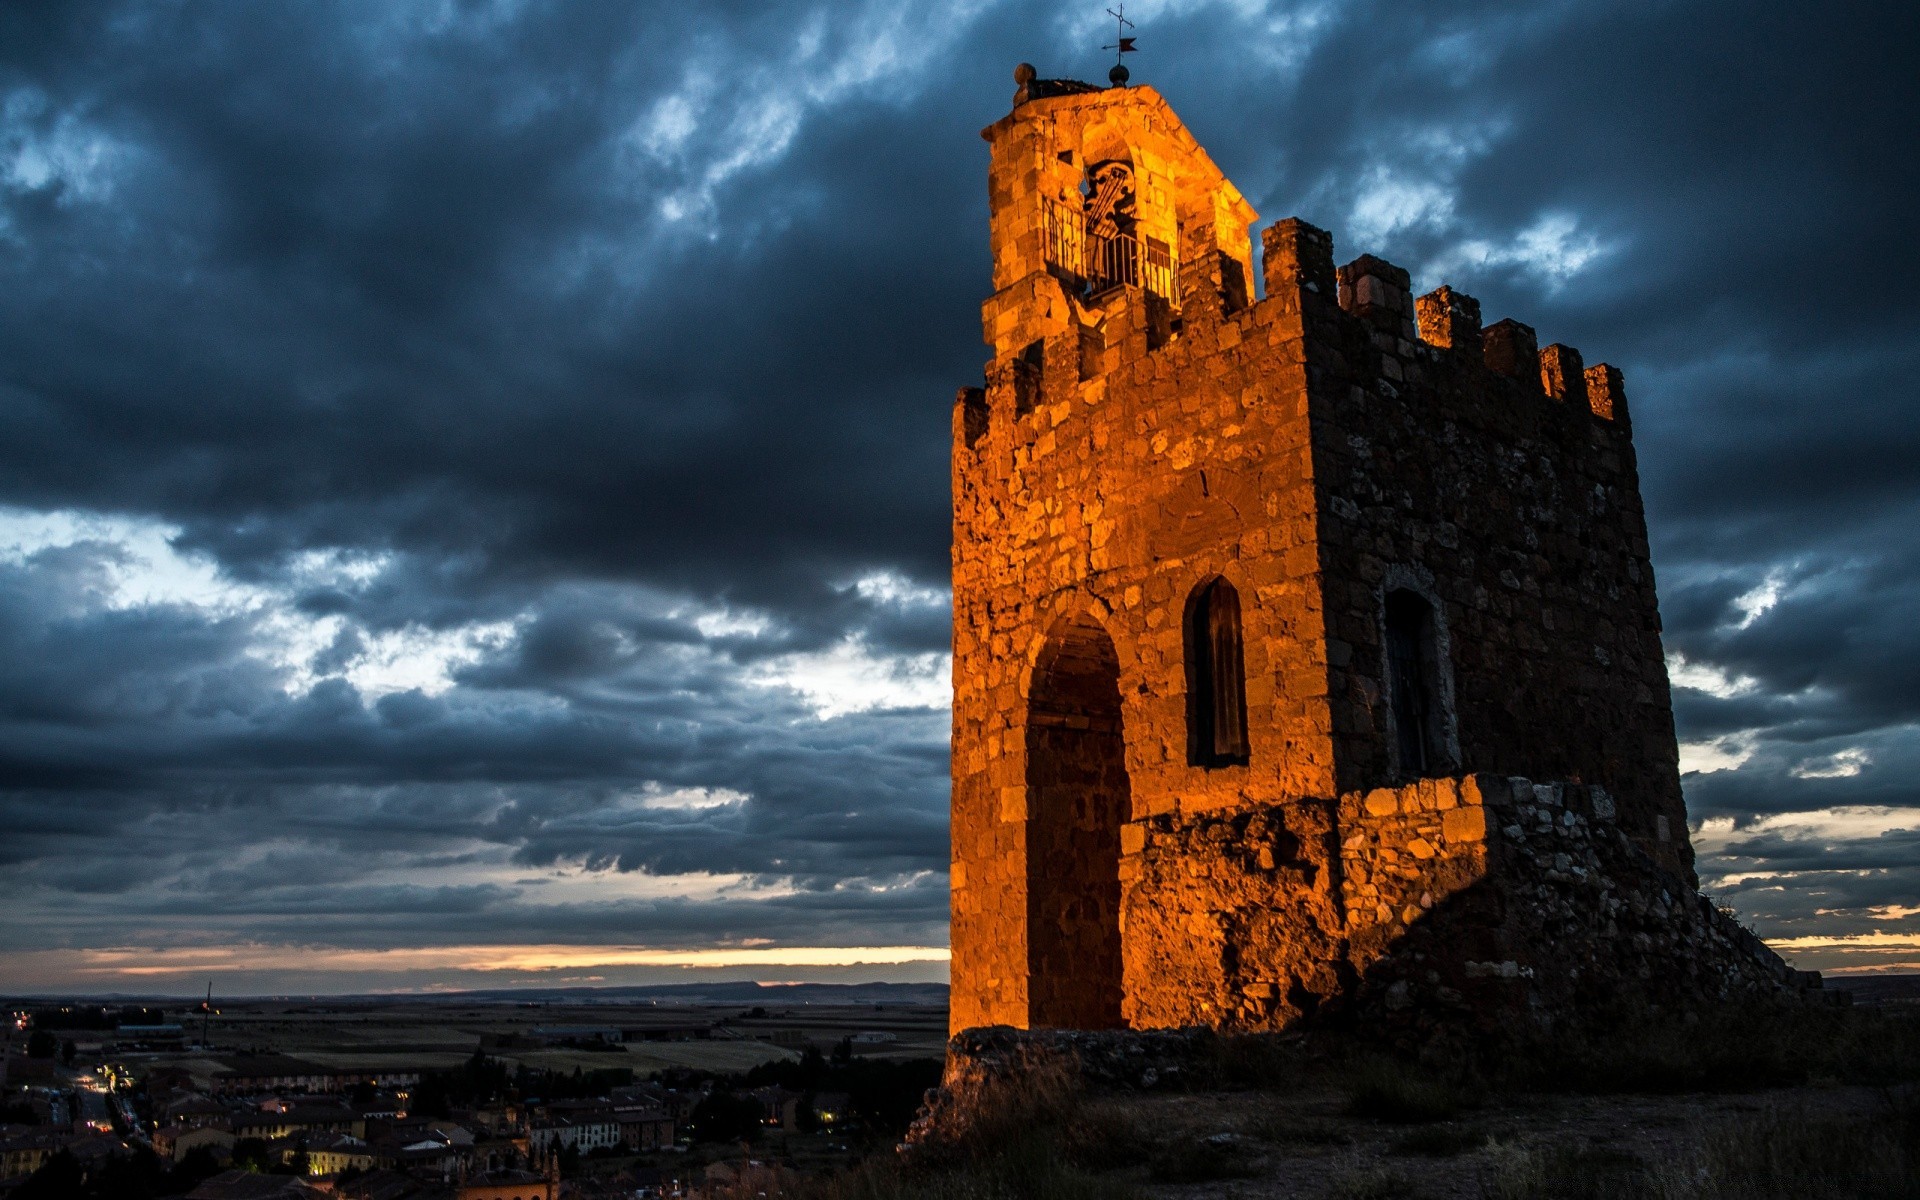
[1043,196,1176,299]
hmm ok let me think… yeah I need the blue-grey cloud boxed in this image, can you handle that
[0,0,1916,991]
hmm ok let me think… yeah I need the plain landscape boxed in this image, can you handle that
[4,977,1918,1197]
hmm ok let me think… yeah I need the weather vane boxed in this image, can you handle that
[1103,5,1136,86]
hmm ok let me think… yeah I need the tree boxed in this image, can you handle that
[413,1049,510,1117]
[13,1151,83,1199]
[60,1040,77,1066]
[232,1137,273,1173]
[170,1146,224,1191]
[688,1091,763,1144]
[25,1030,57,1059]
[77,1147,167,1199]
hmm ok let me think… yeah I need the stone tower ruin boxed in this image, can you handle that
[949,73,1809,1035]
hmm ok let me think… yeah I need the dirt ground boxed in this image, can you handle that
[1103,1083,1894,1198]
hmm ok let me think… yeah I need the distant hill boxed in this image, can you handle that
[1826,973,1920,1005]
[408,980,951,1006]
[2,980,951,1006]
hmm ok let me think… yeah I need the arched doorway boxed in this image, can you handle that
[1025,613,1129,1029]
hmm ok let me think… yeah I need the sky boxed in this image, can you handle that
[0,0,1916,996]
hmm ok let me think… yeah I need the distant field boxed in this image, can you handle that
[131,998,942,1082]
[496,1042,798,1075]
[295,1050,475,1071]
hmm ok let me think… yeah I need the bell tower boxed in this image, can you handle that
[978,71,1257,372]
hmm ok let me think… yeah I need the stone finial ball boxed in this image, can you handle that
[1014,63,1037,85]
[1109,63,1130,86]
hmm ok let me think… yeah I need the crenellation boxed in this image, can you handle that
[1585,362,1628,423]
[1260,218,1335,301]
[1414,285,1483,355]
[1482,317,1540,384]
[1336,255,1416,342]
[1540,343,1588,406]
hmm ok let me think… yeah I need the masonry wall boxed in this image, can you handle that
[1340,774,1806,1033]
[950,267,1333,1031]
[1119,773,1800,1034]
[1279,237,1692,881]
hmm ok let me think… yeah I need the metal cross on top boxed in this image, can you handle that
[1103,5,1137,64]
[1103,5,1137,85]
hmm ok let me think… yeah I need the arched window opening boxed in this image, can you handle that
[1185,577,1249,767]
[1025,614,1129,1030]
[1384,589,1444,777]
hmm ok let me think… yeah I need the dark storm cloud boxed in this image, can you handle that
[1,0,1916,989]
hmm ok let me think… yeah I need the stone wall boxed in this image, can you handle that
[1121,800,1345,1030]
[1115,773,1812,1036]
[1338,774,1811,1036]
[1290,232,1691,881]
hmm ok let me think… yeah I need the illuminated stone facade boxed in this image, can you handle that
[948,77,1747,1035]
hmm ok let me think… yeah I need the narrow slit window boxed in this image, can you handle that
[1186,577,1249,767]
[1385,589,1439,777]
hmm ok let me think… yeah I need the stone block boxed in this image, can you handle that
[1442,807,1488,843]
[1540,343,1587,405]
[1483,318,1540,384]
[1414,285,1482,353]
[1337,255,1416,340]
[1586,363,1628,422]
[1261,218,1335,297]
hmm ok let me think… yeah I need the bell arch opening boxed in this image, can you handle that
[1024,613,1129,1029]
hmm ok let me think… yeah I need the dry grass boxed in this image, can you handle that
[802,1047,1145,1200]
[1244,1102,1352,1149]
[1384,1124,1488,1157]
[804,1003,1920,1200]
[800,1141,1140,1200]
[1341,1056,1481,1123]
[1501,1001,1920,1094]
[1321,1164,1423,1200]
[1200,1030,1316,1090]
[1144,1137,1260,1184]
[1480,1097,1920,1200]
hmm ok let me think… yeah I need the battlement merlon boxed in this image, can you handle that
[980,84,1258,361]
